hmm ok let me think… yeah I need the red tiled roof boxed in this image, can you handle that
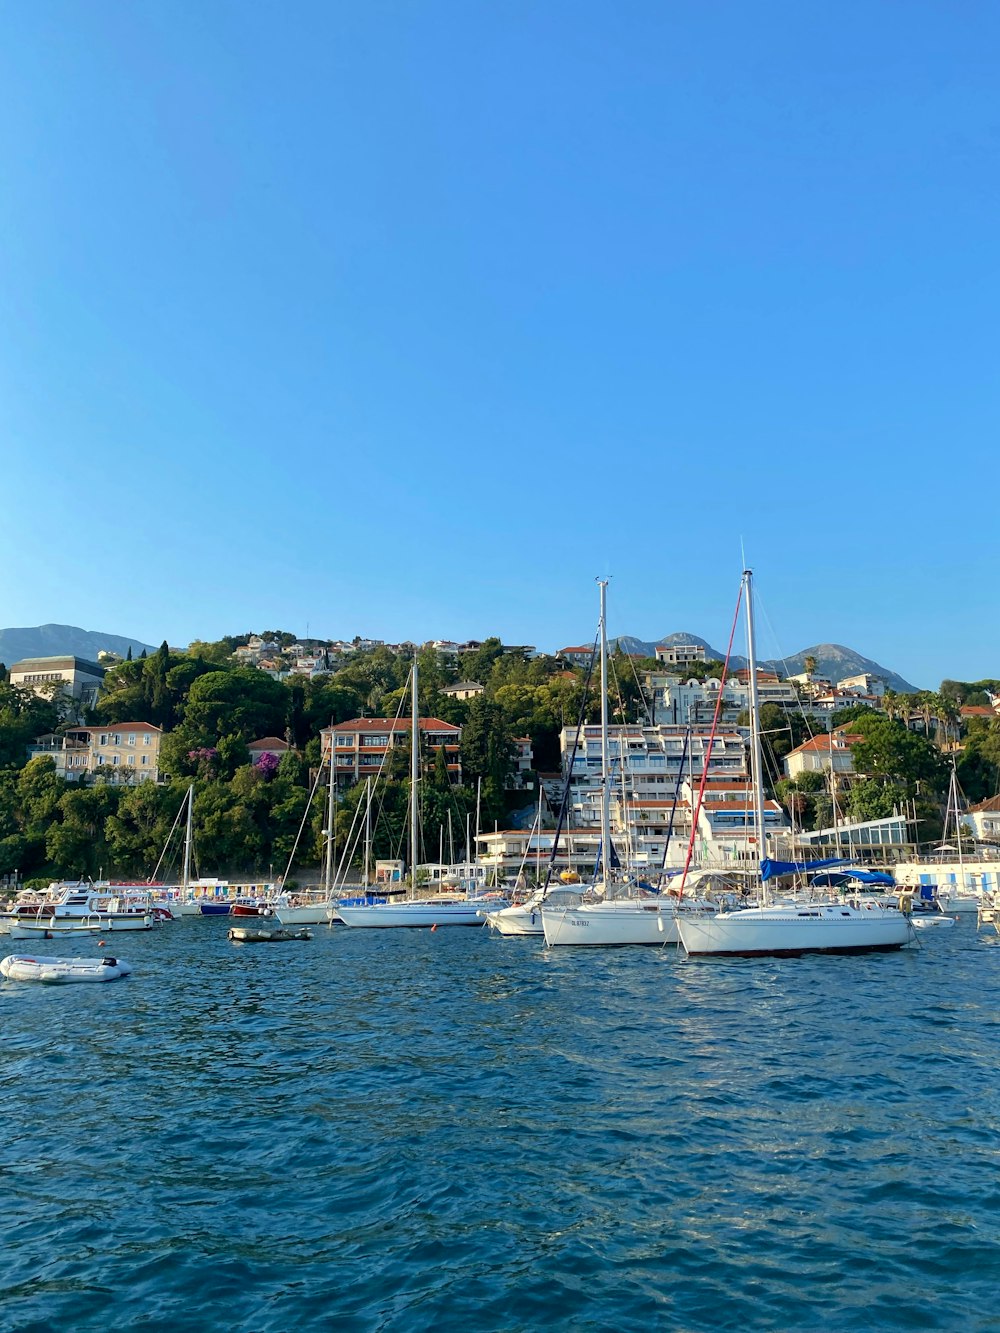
[248,737,290,750]
[71,722,162,734]
[961,706,995,718]
[785,729,863,757]
[325,718,459,733]
[558,646,594,655]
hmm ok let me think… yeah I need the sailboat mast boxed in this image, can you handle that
[743,568,768,884]
[598,577,611,888]
[829,723,840,856]
[410,656,419,892]
[364,776,372,887]
[953,759,965,883]
[181,783,194,890]
[324,734,336,896]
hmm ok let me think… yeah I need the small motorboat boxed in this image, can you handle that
[8,918,102,940]
[910,914,958,930]
[227,927,312,943]
[0,954,133,983]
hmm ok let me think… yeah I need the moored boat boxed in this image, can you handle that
[0,954,133,983]
[338,892,507,928]
[228,926,312,942]
[8,917,102,939]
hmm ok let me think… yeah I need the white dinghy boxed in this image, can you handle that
[0,954,133,984]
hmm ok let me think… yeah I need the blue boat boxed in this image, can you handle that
[199,902,232,916]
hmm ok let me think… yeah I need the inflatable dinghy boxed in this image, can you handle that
[0,954,133,983]
[227,927,312,943]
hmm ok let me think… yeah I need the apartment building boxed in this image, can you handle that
[321,717,462,787]
[27,722,163,782]
[645,671,799,726]
[654,641,707,667]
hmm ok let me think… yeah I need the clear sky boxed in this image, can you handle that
[2,1,997,688]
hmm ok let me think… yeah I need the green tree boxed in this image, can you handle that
[105,781,186,877]
[46,784,120,878]
[183,669,289,745]
[0,683,59,768]
[850,714,947,797]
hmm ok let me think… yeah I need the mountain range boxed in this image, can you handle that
[0,624,156,667]
[612,631,920,694]
[0,623,921,694]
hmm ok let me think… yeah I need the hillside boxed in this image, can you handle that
[612,632,920,693]
[0,624,156,666]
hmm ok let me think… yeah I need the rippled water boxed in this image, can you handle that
[3,919,1000,1332]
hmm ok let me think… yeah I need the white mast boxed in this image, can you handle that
[410,656,419,894]
[181,783,194,891]
[598,577,612,891]
[535,782,543,880]
[952,758,966,887]
[324,734,336,897]
[829,723,840,856]
[743,568,768,889]
[363,776,372,887]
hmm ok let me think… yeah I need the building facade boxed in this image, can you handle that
[10,655,106,709]
[27,722,163,782]
[321,717,462,787]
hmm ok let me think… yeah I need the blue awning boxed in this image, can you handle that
[760,857,851,881]
[808,868,896,888]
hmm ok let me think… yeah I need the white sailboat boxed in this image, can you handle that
[541,580,684,947]
[337,656,509,929]
[893,760,993,915]
[675,568,913,958]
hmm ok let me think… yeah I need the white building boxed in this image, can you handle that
[782,727,863,782]
[963,795,1000,844]
[654,641,707,667]
[837,672,886,699]
[645,671,799,726]
[9,656,106,709]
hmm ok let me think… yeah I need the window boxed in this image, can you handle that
[127,754,135,765]
[113,734,121,746]
[112,755,120,765]
[128,735,136,746]
[100,734,108,745]
[141,755,148,765]
[143,735,150,745]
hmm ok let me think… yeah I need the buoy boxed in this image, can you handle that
[98,940,106,947]
[431,924,438,932]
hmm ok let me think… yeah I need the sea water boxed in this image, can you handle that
[2,919,999,1332]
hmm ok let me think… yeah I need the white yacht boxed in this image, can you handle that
[675,570,913,959]
[334,656,509,930]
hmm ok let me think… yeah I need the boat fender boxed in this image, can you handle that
[897,892,913,915]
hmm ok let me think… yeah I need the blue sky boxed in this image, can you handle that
[1,1,997,688]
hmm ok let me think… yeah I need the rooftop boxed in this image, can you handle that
[11,655,106,676]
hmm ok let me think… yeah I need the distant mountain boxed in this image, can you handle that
[611,632,920,693]
[0,624,156,667]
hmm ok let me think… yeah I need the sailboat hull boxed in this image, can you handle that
[542,902,680,946]
[338,898,509,928]
[487,905,545,936]
[676,904,912,957]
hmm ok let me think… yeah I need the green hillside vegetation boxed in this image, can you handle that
[1,642,997,885]
[0,636,610,884]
